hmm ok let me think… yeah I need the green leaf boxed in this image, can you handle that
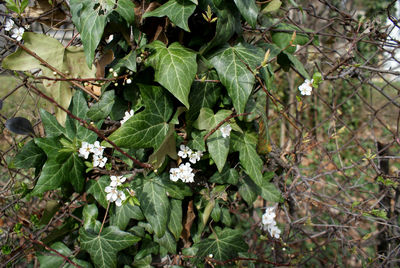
[87,90,115,121]
[37,242,92,268]
[39,109,65,137]
[283,51,310,79]
[259,180,282,202]
[194,108,233,172]
[209,43,263,114]
[79,226,140,268]
[262,0,281,13]
[148,124,177,169]
[201,0,241,53]
[195,228,248,261]
[82,204,101,232]
[113,50,137,73]
[168,199,183,240]
[210,167,239,185]
[186,71,221,123]
[116,0,136,25]
[147,41,197,108]
[87,176,110,209]
[232,132,264,186]
[70,153,85,193]
[13,140,46,169]
[143,0,196,32]
[70,0,108,66]
[108,85,173,151]
[239,186,257,207]
[34,137,62,158]
[233,0,259,28]
[31,158,68,195]
[138,176,170,238]
[110,203,144,230]
[32,152,84,195]
[154,230,176,253]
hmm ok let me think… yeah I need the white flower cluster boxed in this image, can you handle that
[78,141,107,168]
[170,145,203,183]
[3,19,25,41]
[120,109,134,125]
[261,206,281,239]
[298,79,313,96]
[220,124,232,138]
[105,175,127,206]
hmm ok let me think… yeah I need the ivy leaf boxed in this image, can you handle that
[37,242,92,268]
[148,124,177,169]
[232,132,263,186]
[209,43,264,114]
[70,0,108,66]
[262,0,281,13]
[112,50,137,72]
[283,51,310,79]
[70,154,85,193]
[110,203,144,230]
[158,176,192,200]
[147,41,197,108]
[154,230,176,253]
[87,176,109,209]
[143,0,196,32]
[186,70,222,123]
[31,158,69,195]
[13,140,46,169]
[79,226,140,268]
[116,0,135,25]
[34,137,62,158]
[233,0,259,28]
[87,90,115,121]
[168,199,183,240]
[108,85,173,151]
[194,108,232,172]
[39,109,65,138]
[32,152,84,195]
[195,228,248,261]
[138,176,170,238]
[238,176,258,205]
[201,0,241,53]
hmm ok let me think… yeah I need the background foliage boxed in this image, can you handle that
[1,0,400,267]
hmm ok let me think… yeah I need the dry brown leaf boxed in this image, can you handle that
[95,49,115,79]
[23,0,67,28]
[181,200,196,248]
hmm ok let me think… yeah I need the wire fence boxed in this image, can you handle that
[1,0,400,266]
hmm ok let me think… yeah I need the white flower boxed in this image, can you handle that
[189,151,203,164]
[180,170,195,183]
[268,224,281,239]
[220,124,232,138]
[178,145,192,159]
[11,27,24,41]
[169,168,181,182]
[105,186,118,202]
[93,154,107,168]
[179,162,192,174]
[126,78,132,84]
[91,141,105,156]
[4,19,14,32]
[261,205,281,239]
[115,190,127,206]
[262,207,276,225]
[110,175,126,187]
[78,142,93,159]
[120,109,134,124]
[298,79,313,96]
